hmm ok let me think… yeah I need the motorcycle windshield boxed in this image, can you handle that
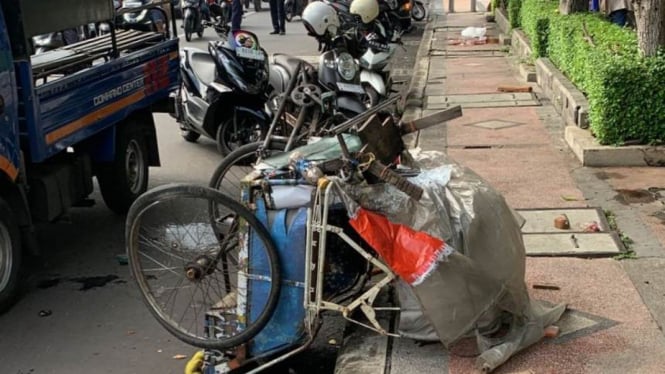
[218,30,269,94]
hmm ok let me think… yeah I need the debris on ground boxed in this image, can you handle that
[497,86,533,93]
[532,283,560,291]
[38,310,52,317]
[173,354,188,360]
[581,221,601,232]
[328,339,338,345]
[554,214,570,230]
[544,325,560,338]
[115,254,129,265]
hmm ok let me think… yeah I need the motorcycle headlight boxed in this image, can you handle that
[402,1,413,11]
[336,52,357,81]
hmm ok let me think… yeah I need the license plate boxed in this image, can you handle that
[236,47,265,61]
[336,82,365,94]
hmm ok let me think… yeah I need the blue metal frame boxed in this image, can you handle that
[20,39,180,163]
[0,8,20,181]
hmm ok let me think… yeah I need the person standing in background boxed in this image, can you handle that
[269,0,286,35]
[232,0,243,30]
[601,0,631,27]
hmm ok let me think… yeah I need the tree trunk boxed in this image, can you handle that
[632,0,665,57]
[559,0,587,14]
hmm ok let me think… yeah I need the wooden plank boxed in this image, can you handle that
[400,105,463,135]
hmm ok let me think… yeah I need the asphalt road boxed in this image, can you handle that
[0,8,422,374]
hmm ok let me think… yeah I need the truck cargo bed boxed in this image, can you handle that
[30,30,165,79]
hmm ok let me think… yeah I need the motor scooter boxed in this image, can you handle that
[182,0,206,41]
[173,30,273,155]
[117,0,169,33]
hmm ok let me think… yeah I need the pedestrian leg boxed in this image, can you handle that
[269,0,280,33]
[277,0,286,33]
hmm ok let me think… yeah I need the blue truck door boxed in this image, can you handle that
[0,11,20,182]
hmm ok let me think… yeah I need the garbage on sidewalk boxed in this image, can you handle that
[334,150,567,373]
[447,26,499,46]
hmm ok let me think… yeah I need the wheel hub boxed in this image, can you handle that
[185,255,216,281]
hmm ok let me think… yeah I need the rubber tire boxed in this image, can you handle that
[181,129,201,143]
[363,85,381,108]
[411,1,426,21]
[209,140,287,197]
[0,198,21,314]
[184,9,194,41]
[126,184,281,350]
[97,125,150,215]
[254,0,262,12]
[215,113,266,156]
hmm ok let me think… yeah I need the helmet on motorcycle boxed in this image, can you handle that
[349,0,379,24]
[302,2,340,38]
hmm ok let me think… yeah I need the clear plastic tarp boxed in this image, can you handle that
[332,148,566,372]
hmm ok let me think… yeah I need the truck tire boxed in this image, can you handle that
[0,198,21,314]
[97,125,150,214]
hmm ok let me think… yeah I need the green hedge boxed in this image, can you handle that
[508,0,522,28]
[518,1,665,145]
[519,0,557,58]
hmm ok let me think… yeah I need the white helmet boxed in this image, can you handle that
[302,2,340,37]
[350,0,379,24]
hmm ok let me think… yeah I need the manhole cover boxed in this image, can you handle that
[468,119,523,130]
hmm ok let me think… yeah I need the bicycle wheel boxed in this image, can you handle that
[209,140,287,201]
[126,184,281,349]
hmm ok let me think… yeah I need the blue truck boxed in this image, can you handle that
[0,0,180,312]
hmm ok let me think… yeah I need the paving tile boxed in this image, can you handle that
[523,232,623,256]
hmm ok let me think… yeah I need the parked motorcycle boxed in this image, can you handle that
[182,0,206,41]
[209,0,231,37]
[285,0,306,22]
[411,0,426,21]
[118,0,169,33]
[173,30,272,155]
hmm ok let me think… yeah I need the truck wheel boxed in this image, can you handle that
[98,127,150,214]
[0,198,21,314]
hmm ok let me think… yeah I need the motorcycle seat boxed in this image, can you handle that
[272,53,313,78]
[189,50,216,87]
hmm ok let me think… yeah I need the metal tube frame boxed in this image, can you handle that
[304,181,400,338]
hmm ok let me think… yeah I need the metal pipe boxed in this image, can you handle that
[329,95,400,135]
[262,62,303,149]
[285,106,309,151]
[245,334,315,374]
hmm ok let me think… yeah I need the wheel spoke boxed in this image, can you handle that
[127,185,281,349]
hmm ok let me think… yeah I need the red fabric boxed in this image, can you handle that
[349,208,445,285]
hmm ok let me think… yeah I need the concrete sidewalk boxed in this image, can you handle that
[336,2,665,373]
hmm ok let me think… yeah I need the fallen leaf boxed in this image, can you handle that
[173,354,188,360]
[560,195,579,202]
